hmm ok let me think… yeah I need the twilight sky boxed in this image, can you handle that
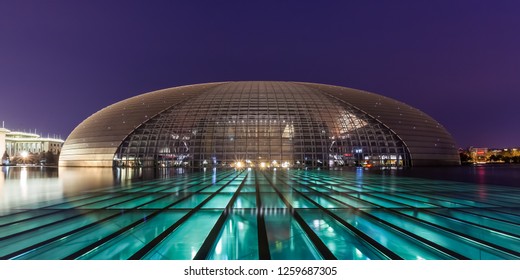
[1,1,519,148]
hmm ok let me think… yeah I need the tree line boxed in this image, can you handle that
[2,151,60,166]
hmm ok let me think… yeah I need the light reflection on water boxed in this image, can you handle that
[385,164,520,188]
[1,164,519,215]
[0,166,190,214]
[1,165,520,260]
[1,167,63,213]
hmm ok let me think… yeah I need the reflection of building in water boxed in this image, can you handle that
[60,81,460,168]
[0,126,64,165]
[0,166,62,213]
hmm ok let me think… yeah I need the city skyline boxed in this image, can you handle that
[1,1,520,148]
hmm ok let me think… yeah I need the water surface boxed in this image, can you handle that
[1,165,519,260]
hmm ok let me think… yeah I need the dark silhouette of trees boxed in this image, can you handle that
[1,151,10,164]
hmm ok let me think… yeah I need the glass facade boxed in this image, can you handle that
[60,82,459,167]
[114,82,409,168]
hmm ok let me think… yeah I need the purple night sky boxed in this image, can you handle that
[1,1,519,148]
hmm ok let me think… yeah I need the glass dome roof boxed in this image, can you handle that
[60,81,459,167]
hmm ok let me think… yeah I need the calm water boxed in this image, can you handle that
[1,165,519,260]
[0,166,190,213]
[2,165,518,213]
[366,164,520,188]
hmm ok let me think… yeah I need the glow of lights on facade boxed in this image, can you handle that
[60,82,460,168]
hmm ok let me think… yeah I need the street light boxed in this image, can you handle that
[20,151,28,165]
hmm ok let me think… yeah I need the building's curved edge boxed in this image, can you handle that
[298,82,460,166]
[60,81,460,167]
[59,82,226,167]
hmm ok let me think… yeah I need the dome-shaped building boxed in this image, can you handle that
[59,81,459,168]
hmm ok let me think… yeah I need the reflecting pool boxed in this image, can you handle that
[1,166,519,259]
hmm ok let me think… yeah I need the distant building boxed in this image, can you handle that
[0,127,9,164]
[469,147,488,164]
[0,127,64,164]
